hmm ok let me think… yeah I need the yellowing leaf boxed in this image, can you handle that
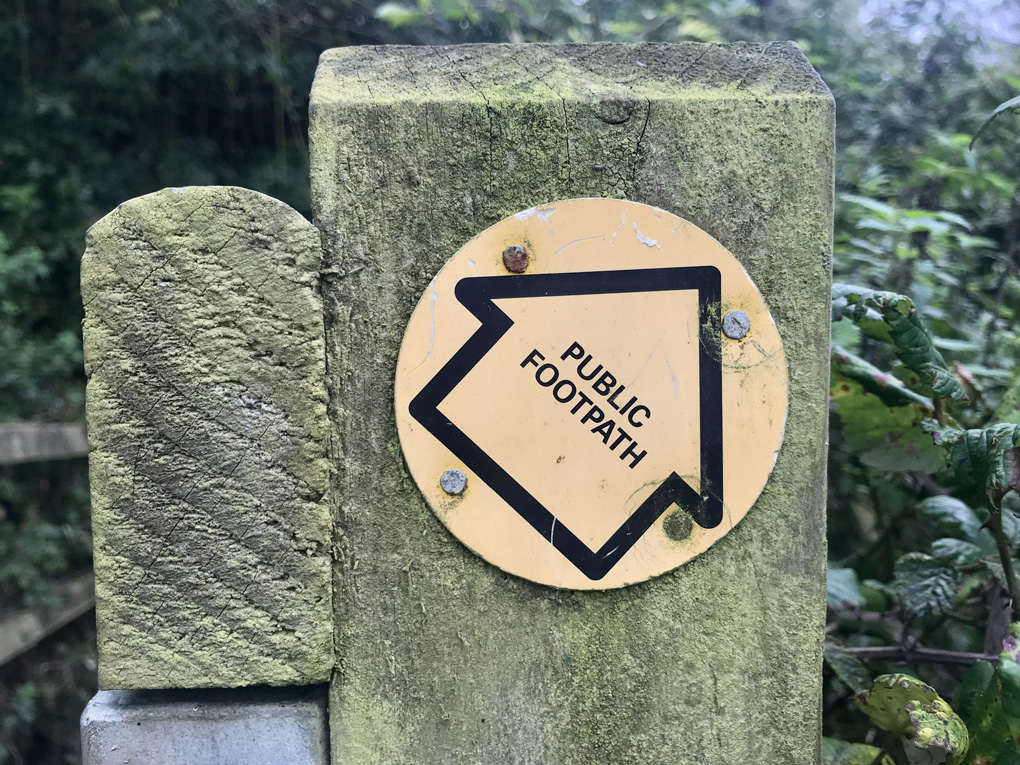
[855,674,969,764]
[832,377,946,473]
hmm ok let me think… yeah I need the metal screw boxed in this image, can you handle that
[662,508,693,541]
[440,469,467,495]
[723,310,750,340]
[502,245,529,273]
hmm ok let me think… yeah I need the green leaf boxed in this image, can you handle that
[970,94,1020,149]
[861,579,891,612]
[891,553,958,618]
[832,378,947,473]
[825,643,872,692]
[828,565,866,609]
[930,538,983,565]
[953,660,995,725]
[833,285,968,402]
[918,496,983,540]
[926,424,1020,508]
[822,737,894,765]
[929,368,969,401]
[854,674,969,765]
[833,346,934,408]
[962,625,1020,764]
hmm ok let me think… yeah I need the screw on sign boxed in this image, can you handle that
[440,469,468,495]
[723,309,751,339]
[394,199,787,590]
[502,245,530,273]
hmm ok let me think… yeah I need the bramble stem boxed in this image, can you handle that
[990,512,1020,622]
[841,644,999,666]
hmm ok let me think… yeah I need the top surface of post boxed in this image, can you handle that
[311,41,833,765]
[311,41,830,104]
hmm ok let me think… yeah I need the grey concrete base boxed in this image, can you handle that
[81,685,328,765]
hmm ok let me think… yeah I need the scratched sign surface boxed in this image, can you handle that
[394,199,787,589]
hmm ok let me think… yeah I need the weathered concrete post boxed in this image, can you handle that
[310,42,833,764]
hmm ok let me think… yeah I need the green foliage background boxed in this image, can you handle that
[0,0,1018,762]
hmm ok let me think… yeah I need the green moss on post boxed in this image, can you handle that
[311,43,833,763]
[82,187,333,689]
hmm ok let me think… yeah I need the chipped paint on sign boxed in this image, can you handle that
[394,198,787,589]
[632,222,662,248]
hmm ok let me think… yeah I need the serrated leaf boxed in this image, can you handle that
[854,674,969,765]
[828,565,866,609]
[892,553,958,618]
[822,737,894,765]
[825,643,872,692]
[931,538,984,565]
[927,424,1020,508]
[929,367,968,400]
[833,285,968,402]
[918,496,983,540]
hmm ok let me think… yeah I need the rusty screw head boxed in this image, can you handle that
[440,469,467,496]
[502,245,530,273]
[723,310,750,340]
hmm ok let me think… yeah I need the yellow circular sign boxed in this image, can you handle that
[395,199,787,589]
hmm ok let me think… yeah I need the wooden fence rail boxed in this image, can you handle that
[0,423,89,465]
[0,571,96,666]
[0,422,94,667]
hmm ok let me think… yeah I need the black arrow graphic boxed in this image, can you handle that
[409,266,723,581]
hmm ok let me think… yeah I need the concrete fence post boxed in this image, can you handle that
[310,42,833,764]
